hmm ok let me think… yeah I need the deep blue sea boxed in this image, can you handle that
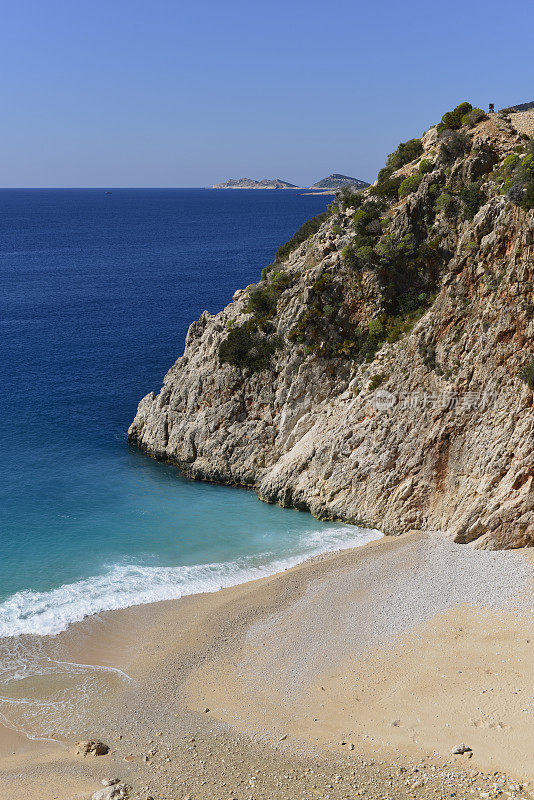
[0,189,381,642]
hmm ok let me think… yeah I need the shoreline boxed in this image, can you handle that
[1,532,533,799]
[0,522,383,638]
[0,533,384,751]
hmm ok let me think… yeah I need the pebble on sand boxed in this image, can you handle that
[75,740,110,757]
[451,743,472,755]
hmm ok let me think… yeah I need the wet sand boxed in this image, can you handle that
[1,532,533,800]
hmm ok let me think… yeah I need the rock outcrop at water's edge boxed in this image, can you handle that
[129,106,534,549]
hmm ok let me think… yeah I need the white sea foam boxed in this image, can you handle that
[0,525,382,638]
[0,639,132,740]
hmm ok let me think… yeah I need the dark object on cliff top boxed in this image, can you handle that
[311,174,370,190]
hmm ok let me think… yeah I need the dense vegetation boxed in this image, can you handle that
[218,269,292,371]
[398,174,422,198]
[520,360,534,389]
[220,100,532,373]
[502,140,534,210]
[435,102,486,134]
[371,138,424,199]
[219,325,282,371]
[287,182,443,362]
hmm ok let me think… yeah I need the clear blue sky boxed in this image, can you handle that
[2,0,533,187]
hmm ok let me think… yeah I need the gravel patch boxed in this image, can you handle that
[241,534,534,691]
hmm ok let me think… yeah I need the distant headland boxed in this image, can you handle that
[212,174,370,190]
[310,173,370,190]
[213,178,298,189]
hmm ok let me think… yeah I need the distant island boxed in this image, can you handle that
[506,100,534,112]
[213,178,298,189]
[310,173,370,189]
[212,174,370,190]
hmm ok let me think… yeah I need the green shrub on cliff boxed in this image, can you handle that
[371,173,404,199]
[368,318,384,338]
[460,181,485,219]
[502,153,520,174]
[375,232,417,263]
[338,186,364,210]
[504,140,534,210]
[438,129,471,162]
[244,269,293,330]
[377,165,395,183]
[435,192,457,217]
[398,174,422,198]
[356,244,375,265]
[219,324,282,371]
[462,107,486,127]
[312,271,334,293]
[419,158,433,175]
[436,101,472,134]
[520,360,534,388]
[274,211,328,263]
[375,231,441,319]
[246,286,278,319]
[368,373,385,390]
[386,138,424,171]
[341,245,359,270]
[372,139,423,199]
[271,270,292,292]
[523,182,534,210]
[352,200,384,248]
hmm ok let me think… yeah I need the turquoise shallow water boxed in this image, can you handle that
[0,189,381,643]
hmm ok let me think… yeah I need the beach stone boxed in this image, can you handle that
[102,778,120,787]
[451,743,472,754]
[76,739,110,756]
[91,783,130,800]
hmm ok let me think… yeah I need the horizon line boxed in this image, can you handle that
[0,185,360,191]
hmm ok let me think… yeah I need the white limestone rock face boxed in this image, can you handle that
[129,115,533,550]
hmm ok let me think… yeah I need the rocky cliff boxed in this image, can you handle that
[129,105,534,549]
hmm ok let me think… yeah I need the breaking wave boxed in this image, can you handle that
[0,525,382,638]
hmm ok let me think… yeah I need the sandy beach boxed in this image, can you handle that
[1,532,533,800]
